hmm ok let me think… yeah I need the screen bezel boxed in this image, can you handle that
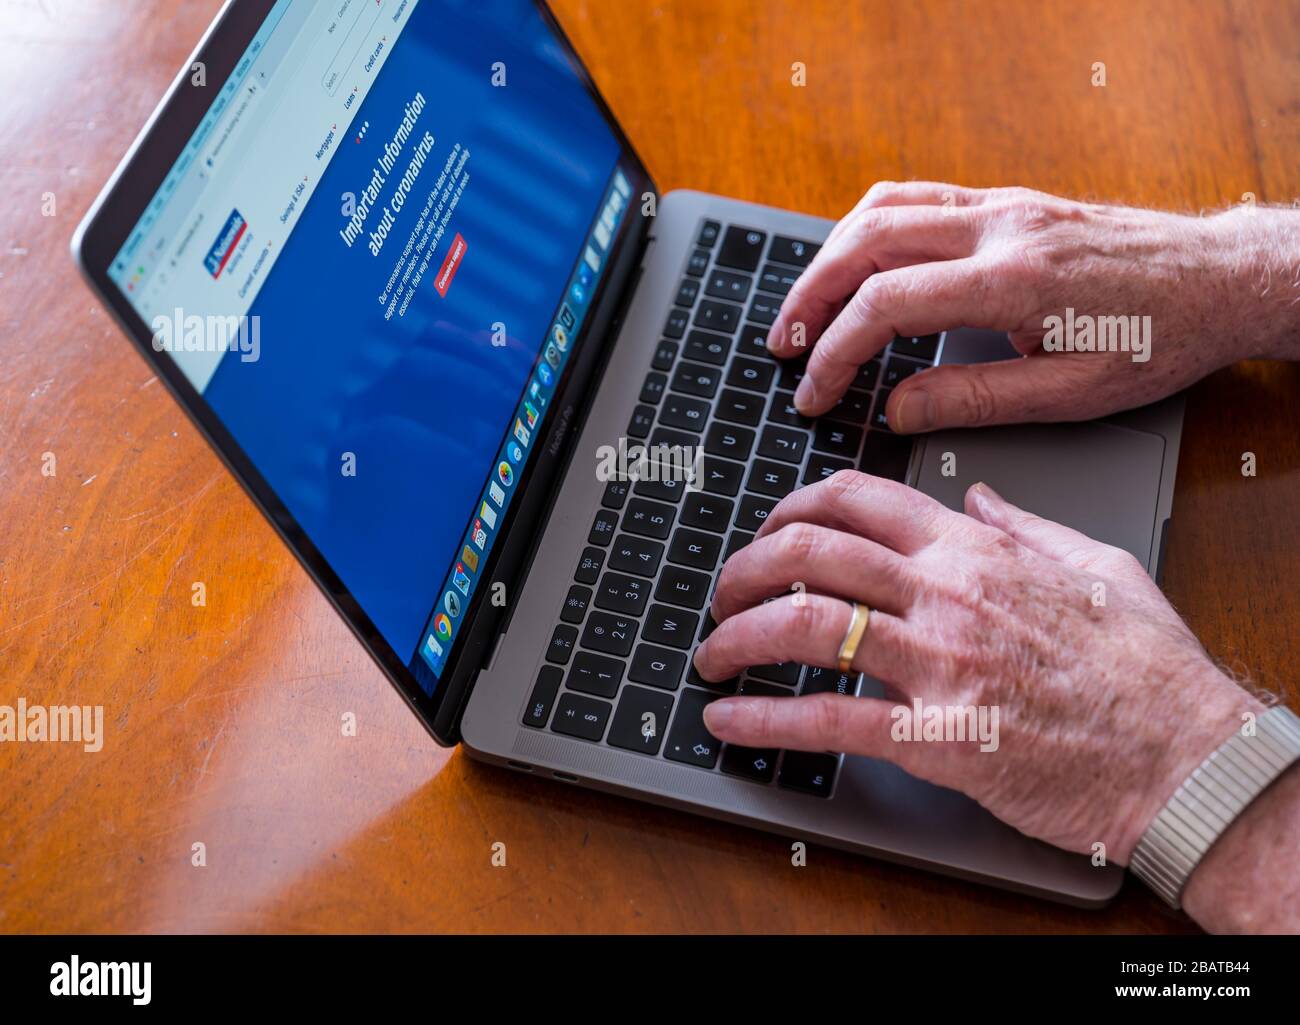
[72,0,657,745]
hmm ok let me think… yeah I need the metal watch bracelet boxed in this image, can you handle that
[1129,705,1300,909]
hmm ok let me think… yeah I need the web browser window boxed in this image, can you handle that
[111,0,633,694]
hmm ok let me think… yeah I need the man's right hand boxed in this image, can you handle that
[766,182,1300,429]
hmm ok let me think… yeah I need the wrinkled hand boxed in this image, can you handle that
[766,182,1300,428]
[694,471,1260,863]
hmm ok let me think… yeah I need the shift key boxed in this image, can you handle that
[664,687,721,768]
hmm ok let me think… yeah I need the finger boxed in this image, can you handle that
[794,256,1029,416]
[753,470,948,555]
[693,592,913,686]
[711,522,915,622]
[884,351,1110,433]
[820,181,1005,250]
[702,692,901,760]
[768,206,987,358]
[965,481,1144,577]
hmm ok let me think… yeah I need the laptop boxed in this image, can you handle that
[74,0,1183,907]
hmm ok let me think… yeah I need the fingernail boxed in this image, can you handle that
[794,377,818,413]
[703,701,734,732]
[968,481,1001,519]
[893,388,934,433]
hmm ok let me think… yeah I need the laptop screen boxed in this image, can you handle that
[108,0,637,695]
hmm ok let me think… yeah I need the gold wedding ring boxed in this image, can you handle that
[836,602,871,673]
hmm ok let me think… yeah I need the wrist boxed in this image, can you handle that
[1200,206,1300,360]
[1114,664,1264,864]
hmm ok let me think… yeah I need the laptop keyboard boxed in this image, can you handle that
[523,219,941,798]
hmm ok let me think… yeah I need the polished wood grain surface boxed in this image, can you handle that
[2,0,1297,933]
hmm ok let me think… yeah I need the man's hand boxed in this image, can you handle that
[693,471,1261,865]
[767,182,1300,427]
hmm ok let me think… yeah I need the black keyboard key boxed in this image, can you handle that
[608,534,664,577]
[803,453,853,485]
[601,479,631,510]
[757,424,807,464]
[704,421,755,461]
[629,644,687,690]
[608,686,675,755]
[735,493,776,532]
[750,662,802,686]
[664,687,722,767]
[589,509,618,546]
[883,355,928,389]
[623,497,675,539]
[680,491,734,534]
[826,389,873,424]
[769,235,820,267]
[668,527,722,571]
[656,565,711,609]
[716,225,767,272]
[627,404,655,439]
[546,624,579,665]
[747,294,781,325]
[522,665,562,727]
[575,546,605,584]
[767,391,811,428]
[686,248,710,277]
[802,666,860,696]
[551,691,611,742]
[581,612,637,656]
[675,277,700,307]
[697,219,721,248]
[698,611,718,642]
[663,308,688,339]
[778,751,839,797]
[722,744,778,783]
[642,604,700,649]
[746,458,798,498]
[854,358,881,392]
[567,650,626,698]
[715,388,763,426]
[776,359,807,391]
[633,474,687,504]
[892,333,940,361]
[671,361,722,398]
[683,329,731,366]
[660,393,711,432]
[595,571,651,616]
[813,421,862,459]
[640,372,667,404]
[699,456,744,497]
[705,268,753,303]
[723,530,754,562]
[693,299,740,335]
[560,585,592,624]
[651,339,679,371]
[726,356,776,393]
[739,679,788,696]
[757,263,799,296]
[859,429,913,483]
[870,388,893,431]
[737,323,772,358]
[685,661,739,693]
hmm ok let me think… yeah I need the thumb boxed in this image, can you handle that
[886,352,1100,433]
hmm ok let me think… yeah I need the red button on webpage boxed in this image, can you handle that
[434,232,467,297]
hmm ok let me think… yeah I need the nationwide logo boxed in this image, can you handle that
[203,208,248,279]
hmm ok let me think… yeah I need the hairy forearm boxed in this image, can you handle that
[1181,757,1300,933]
[1206,206,1300,361]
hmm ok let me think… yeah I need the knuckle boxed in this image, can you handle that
[956,367,1002,426]
[823,468,870,509]
[863,180,899,205]
[808,694,847,743]
[775,522,825,570]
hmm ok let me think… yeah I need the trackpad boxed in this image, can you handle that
[914,421,1166,572]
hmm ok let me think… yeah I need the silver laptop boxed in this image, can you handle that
[74,0,1182,907]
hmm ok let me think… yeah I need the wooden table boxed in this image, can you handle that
[2,0,1297,934]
